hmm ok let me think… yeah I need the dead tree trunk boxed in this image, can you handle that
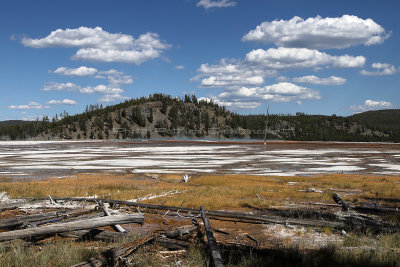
[72,225,198,266]
[24,197,346,229]
[60,229,127,242]
[200,206,224,267]
[333,193,351,211]
[98,200,127,233]
[72,233,158,267]
[0,201,28,212]
[0,214,143,242]
[0,209,94,230]
[156,237,190,250]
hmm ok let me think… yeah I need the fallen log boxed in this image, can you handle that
[0,209,94,230]
[61,229,127,242]
[162,225,197,238]
[201,206,224,267]
[353,206,399,214]
[18,204,97,210]
[0,214,144,242]
[98,200,127,233]
[23,197,346,229]
[72,232,158,267]
[0,201,28,212]
[333,194,399,214]
[71,224,198,266]
[156,237,190,250]
[333,193,351,211]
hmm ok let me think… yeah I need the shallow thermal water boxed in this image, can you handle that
[0,140,399,179]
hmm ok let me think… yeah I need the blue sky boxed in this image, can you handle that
[1,0,399,121]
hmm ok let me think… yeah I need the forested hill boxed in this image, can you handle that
[0,120,27,128]
[350,109,400,134]
[0,94,399,142]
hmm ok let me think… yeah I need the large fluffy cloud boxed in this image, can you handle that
[193,48,361,93]
[351,99,394,112]
[193,47,363,109]
[192,59,274,89]
[22,27,170,64]
[293,75,346,85]
[246,48,365,69]
[197,0,236,9]
[242,15,390,49]
[219,83,320,102]
[360,62,399,76]
[201,82,320,110]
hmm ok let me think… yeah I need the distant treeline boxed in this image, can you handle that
[0,94,399,142]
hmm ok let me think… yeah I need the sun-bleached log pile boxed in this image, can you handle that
[0,215,144,242]
[0,192,397,267]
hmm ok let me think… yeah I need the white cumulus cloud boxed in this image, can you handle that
[242,15,390,49]
[197,0,236,9]
[360,62,399,76]
[293,75,346,85]
[51,66,98,76]
[245,47,365,69]
[192,59,275,89]
[22,27,170,64]
[351,99,394,112]
[46,99,77,105]
[9,102,50,110]
[200,82,320,110]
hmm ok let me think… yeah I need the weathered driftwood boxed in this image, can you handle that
[24,197,346,229]
[72,232,158,267]
[200,206,224,267]
[0,201,28,212]
[18,203,96,210]
[126,190,184,203]
[0,214,144,242]
[333,193,351,211]
[62,212,105,223]
[0,209,94,230]
[98,200,127,233]
[72,225,197,266]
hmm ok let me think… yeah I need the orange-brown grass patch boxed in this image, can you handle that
[0,173,190,201]
[0,173,399,210]
[147,174,400,210]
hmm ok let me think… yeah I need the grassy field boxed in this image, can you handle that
[1,173,399,209]
[0,173,399,266]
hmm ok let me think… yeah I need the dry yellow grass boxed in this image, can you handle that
[0,173,399,210]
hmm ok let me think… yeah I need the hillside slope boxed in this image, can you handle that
[351,109,400,133]
[0,94,399,142]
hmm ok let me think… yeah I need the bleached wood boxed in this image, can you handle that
[0,214,143,242]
